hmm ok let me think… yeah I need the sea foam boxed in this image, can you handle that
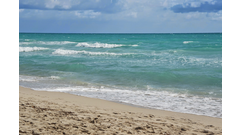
[19,41,76,45]
[52,49,133,56]
[19,75,60,82]
[183,41,194,44]
[33,86,222,118]
[19,75,42,82]
[183,41,199,44]
[76,42,138,48]
[37,41,76,45]
[19,47,49,52]
[19,42,32,45]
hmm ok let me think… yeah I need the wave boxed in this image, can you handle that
[19,41,76,45]
[132,45,138,47]
[19,47,49,52]
[52,49,133,56]
[32,86,222,118]
[183,41,194,44]
[19,75,40,82]
[76,42,138,48]
[38,41,76,45]
[19,42,33,45]
[49,76,60,80]
[19,75,60,82]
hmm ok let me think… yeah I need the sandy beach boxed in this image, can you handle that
[19,86,222,135]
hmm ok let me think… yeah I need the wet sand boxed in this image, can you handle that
[19,86,222,135]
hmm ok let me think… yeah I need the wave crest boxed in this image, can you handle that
[52,49,133,56]
[183,41,194,44]
[76,42,138,48]
[19,41,76,45]
[19,47,49,52]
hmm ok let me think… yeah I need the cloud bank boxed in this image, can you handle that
[19,0,222,33]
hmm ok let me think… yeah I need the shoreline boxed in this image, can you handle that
[19,86,222,134]
[20,85,221,119]
[19,81,222,118]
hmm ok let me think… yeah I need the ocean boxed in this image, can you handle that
[19,33,222,118]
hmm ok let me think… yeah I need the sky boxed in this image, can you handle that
[19,0,222,33]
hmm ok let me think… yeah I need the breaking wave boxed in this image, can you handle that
[52,49,133,56]
[19,41,76,45]
[19,47,49,52]
[76,42,138,48]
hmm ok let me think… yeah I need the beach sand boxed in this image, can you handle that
[19,86,222,135]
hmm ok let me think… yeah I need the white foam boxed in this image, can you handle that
[76,42,122,48]
[19,47,49,52]
[49,76,60,80]
[76,42,138,48]
[52,49,80,55]
[19,75,42,82]
[183,41,194,44]
[176,56,221,67]
[19,42,32,45]
[19,78,37,82]
[33,86,222,118]
[19,75,60,82]
[19,41,76,45]
[52,49,133,56]
[132,44,138,47]
[140,50,221,68]
[38,41,76,45]
[19,39,35,42]
[19,74,222,118]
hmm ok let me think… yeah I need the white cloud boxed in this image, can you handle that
[190,2,201,7]
[44,0,80,9]
[19,9,25,12]
[208,11,222,21]
[20,9,69,19]
[74,10,101,18]
[184,12,206,19]
[45,0,60,9]
[161,0,169,8]
[127,12,137,18]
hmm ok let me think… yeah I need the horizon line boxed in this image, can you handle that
[19,32,222,34]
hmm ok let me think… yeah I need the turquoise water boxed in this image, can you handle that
[19,33,222,117]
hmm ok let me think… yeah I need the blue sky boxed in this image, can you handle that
[19,0,222,33]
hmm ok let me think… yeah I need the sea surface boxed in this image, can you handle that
[19,33,222,118]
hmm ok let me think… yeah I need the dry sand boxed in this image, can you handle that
[19,86,222,135]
